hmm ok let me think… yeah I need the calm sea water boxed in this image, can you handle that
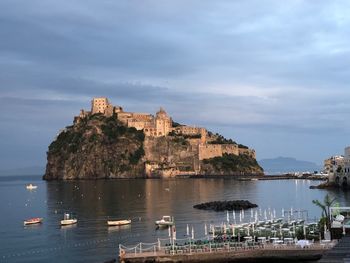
[0,175,349,263]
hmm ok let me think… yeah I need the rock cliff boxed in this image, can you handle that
[44,114,263,180]
[44,114,145,180]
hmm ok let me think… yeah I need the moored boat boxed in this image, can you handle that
[155,216,174,227]
[60,213,77,226]
[107,219,131,226]
[26,184,38,190]
[24,217,43,226]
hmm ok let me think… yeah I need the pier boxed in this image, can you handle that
[119,239,334,262]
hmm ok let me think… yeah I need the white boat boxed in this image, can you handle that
[24,217,43,226]
[60,213,77,226]
[107,219,131,226]
[155,216,174,227]
[26,184,37,190]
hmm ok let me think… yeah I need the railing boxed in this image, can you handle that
[119,238,336,258]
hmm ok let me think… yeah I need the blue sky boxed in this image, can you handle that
[1,0,350,169]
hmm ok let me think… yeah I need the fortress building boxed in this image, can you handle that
[74,98,256,170]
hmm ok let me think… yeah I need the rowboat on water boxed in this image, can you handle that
[155,216,174,227]
[24,217,43,226]
[60,213,77,226]
[107,219,131,226]
[26,184,38,190]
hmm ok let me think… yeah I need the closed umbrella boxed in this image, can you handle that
[227,211,230,223]
[186,224,189,236]
[191,226,195,240]
[282,208,284,218]
[232,225,235,236]
[205,224,208,236]
[233,211,236,224]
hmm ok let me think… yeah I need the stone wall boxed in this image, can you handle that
[199,144,223,160]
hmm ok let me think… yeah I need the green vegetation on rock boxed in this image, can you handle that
[45,115,145,180]
[201,153,263,175]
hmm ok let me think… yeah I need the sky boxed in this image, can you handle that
[1,0,350,169]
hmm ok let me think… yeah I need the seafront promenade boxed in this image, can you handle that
[119,239,334,262]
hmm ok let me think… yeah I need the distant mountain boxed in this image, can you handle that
[258,157,322,175]
[0,166,45,176]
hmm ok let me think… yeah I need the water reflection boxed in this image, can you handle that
[2,176,350,263]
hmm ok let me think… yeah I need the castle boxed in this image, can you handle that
[75,97,256,162]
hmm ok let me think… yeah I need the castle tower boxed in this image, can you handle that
[91,97,110,114]
[200,128,207,144]
[155,107,172,136]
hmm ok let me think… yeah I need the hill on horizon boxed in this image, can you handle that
[258,157,322,175]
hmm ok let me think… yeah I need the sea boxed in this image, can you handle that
[0,175,349,263]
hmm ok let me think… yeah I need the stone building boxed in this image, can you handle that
[328,147,349,187]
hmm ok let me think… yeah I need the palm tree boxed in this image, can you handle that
[312,194,337,229]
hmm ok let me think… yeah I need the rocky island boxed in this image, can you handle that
[44,98,263,180]
[193,200,258,211]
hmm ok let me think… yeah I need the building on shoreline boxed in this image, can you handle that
[327,147,350,187]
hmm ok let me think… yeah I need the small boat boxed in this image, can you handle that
[107,219,131,226]
[24,217,43,226]
[155,216,174,227]
[60,213,77,226]
[26,184,37,190]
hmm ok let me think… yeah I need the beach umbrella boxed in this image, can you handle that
[233,211,236,224]
[247,225,250,236]
[291,207,293,216]
[224,224,227,234]
[251,209,254,218]
[186,224,189,236]
[259,208,262,217]
[273,209,276,219]
[264,210,267,220]
[279,224,282,237]
[212,225,215,238]
[227,211,230,223]
[252,223,255,237]
[270,211,273,221]
[232,225,235,236]
[303,224,306,238]
[255,211,258,223]
[239,211,242,223]
[205,224,208,236]
[242,209,245,219]
[191,226,195,240]
[282,208,285,218]
[173,226,177,240]
[168,226,171,237]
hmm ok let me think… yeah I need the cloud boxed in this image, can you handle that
[1,0,350,167]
